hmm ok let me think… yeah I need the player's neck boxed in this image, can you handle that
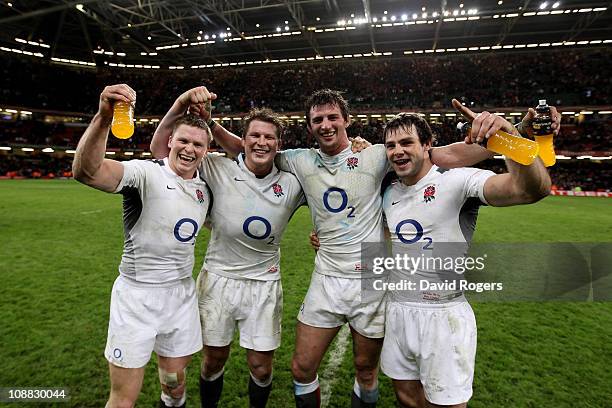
[401,161,433,186]
[320,138,350,156]
[244,158,273,177]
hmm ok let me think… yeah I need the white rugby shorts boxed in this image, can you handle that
[196,271,282,351]
[380,299,477,405]
[298,272,386,339]
[104,275,202,368]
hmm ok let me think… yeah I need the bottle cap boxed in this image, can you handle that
[457,122,470,136]
[539,99,547,105]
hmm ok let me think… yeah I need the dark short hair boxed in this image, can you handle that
[304,89,350,124]
[383,113,435,145]
[243,108,285,139]
[173,114,211,141]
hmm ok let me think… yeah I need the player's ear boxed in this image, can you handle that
[167,135,174,149]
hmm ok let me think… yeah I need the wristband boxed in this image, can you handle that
[207,118,217,131]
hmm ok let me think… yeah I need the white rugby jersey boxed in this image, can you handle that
[382,165,495,302]
[277,145,391,278]
[201,154,305,281]
[114,157,210,284]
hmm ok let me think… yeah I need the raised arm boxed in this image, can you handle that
[430,99,561,168]
[72,84,135,192]
[150,86,217,158]
[150,86,243,159]
[189,101,243,157]
[483,157,551,206]
[457,103,551,206]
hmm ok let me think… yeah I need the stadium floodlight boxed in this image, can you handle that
[498,0,503,4]
[0,147,12,151]
[422,12,427,18]
[22,148,34,152]
[540,2,548,9]
[142,152,151,156]
[42,148,54,153]
[391,15,396,21]
[412,13,418,19]
[432,12,438,17]
[552,1,560,8]
[124,152,134,156]
[598,111,612,114]
[401,14,407,20]
[580,111,593,115]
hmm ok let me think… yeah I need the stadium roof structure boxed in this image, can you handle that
[1,0,611,68]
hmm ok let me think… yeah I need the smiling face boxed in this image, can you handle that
[385,124,432,186]
[167,124,209,179]
[307,103,350,155]
[242,119,279,176]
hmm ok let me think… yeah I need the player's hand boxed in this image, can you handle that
[452,98,518,144]
[178,86,217,118]
[309,230,320,252]
[349,136,371,153]
[519,106,562,137]
[99,84,135,120]
[188,102,213,121]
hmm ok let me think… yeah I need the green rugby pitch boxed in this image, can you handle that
[0,180,610,407]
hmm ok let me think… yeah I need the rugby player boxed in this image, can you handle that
[379,107,551,408]
[196,89,516,408]
[150,87,305,408]
[73,84,211,408]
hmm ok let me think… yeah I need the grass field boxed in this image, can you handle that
[1,179,611,407]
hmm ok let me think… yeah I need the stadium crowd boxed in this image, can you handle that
[2,148,610,192]
[1,48,611,115]
[1,114,610,152]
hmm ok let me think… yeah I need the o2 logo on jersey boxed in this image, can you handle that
[174,218,199,243]
[323,187,355,218]
[395,218,433,249]
[243,216,275,244]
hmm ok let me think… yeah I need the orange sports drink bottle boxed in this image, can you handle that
[532,99,556,167]
[457,122,539,166]
[111,101,135,139]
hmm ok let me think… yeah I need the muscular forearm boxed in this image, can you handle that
[150,99,186,158]
[430,142,493,168]
[210,122,243,157]
[73,113,112,181]
[506,158,551,203]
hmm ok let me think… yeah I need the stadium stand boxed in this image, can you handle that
[0,50,610,190]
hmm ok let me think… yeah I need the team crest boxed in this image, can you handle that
[272,183,284,197]
[196,189,205,204]
[346,157,359,170]
[423,185,436,203]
